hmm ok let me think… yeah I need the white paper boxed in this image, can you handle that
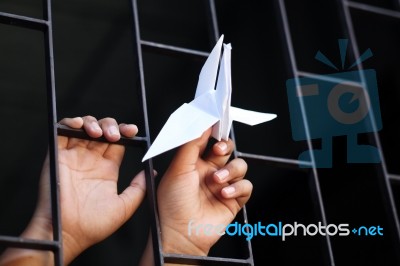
[142,35,277,161]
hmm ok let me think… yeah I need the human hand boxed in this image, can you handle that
[54,117,147,263]
[157,128,252,256]
[0,116,147,265]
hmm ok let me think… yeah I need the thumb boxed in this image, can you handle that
[167,128,212,174]
[119,170,146,222]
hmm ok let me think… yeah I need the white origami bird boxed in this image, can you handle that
[142,35,277,161]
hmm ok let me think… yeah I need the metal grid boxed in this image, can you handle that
[1,0,400,265]
[275,0,400,264]
[0,0,255,265]
[0,0,63,265]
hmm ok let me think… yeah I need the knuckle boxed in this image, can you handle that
[246,180,253,192]
[58,117,68,123]
[101,117,117,125]
[83,115,97,121]
[233,158,248,172]
[236,180,252,197]
[227,138,235,150]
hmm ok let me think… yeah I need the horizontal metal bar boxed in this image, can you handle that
[164,253,252,265]
[297,70,362,87]
[389,174,400,182]
[237,151,312,169]
[0,11,47,30]
[141,40,209,59]
[0,236,59,251]
[57,124,147,146]
[346,1,400,19]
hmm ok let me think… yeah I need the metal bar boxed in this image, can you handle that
[57,124,148,145]
[205,0,220,47]
[389,174,400,182]
[0,2,62,264]
[0,11,47,30]
[203,0,254,264]
[237,151,313,168]
[130,0,163,265]
[43,0,63,265]
[240,204,254,264]
[298,70,362,87]
[141,40,209,59]
[0,236,59,251]
[204,0,254,264]
[347,1,400,18]
[164,253,252,265]
[340,1,400,262]
[277,0,335,265]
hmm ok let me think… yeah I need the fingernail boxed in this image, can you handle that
[109,126,120,136]
[215,169,229,182]
[91,122,101,132]
[223,186,235,196]
[217,142,228,152]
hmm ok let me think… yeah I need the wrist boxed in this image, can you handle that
[21,215,53,241]
[161,224,209,257]
[18,215,82,265]
[0,216,53,266]
[141,228,211,266]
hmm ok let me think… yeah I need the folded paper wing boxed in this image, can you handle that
[141,100,277,162]
[142,35,277,162]
[142,103,219,162]
[231,107,277,126]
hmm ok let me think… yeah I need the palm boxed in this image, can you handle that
[57,137,129,249]
[54,137,134,254]
[159,160,239,250]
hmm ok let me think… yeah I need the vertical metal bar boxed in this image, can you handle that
[205,0,220,46]
[241,206,254,265]
[277,0,335,265]
[205,0,254,264]
[130,0,163,265]
[339,0,400,262]
[42,0,63,265]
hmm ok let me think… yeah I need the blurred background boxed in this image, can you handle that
[0,0,400,265]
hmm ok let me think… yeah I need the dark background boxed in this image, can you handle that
[0,0,400,265]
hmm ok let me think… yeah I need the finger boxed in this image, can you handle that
[98,117,121,142]
[118,170,147,223]
[221,179,253,208]
[213,158,247,184]
[58,117,84,129]
[167,128,212,174]
[74,116,106,152]
[102,143,126,165]
[205,139,234,168]
[82,116,103,138]
[119,123,138,138]
[58,117,84,148]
